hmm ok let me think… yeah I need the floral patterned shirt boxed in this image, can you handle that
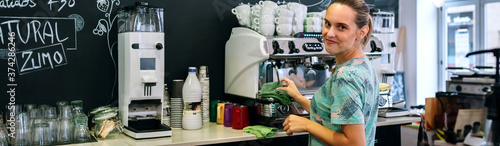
[309,56,379,146]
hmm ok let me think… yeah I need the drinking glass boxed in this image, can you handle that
[60,105,72,119]
[45,107,57,119]
[73,124,89,142]
[10,105,22,116]
[32,123,50,146]
[70,100,83,110]
[74,112,88,127]
[23,104,36,113]
[57,118,73,143]
[14,113,31,146]
[56,101,68,119]
[0,123,10,146]
[45,117,58,143]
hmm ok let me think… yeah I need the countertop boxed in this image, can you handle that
[67,116,421,146]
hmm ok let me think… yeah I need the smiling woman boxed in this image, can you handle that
[277,0,379,146]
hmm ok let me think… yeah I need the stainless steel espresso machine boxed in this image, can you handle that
[117,2,171,139]
[225,27,381,127]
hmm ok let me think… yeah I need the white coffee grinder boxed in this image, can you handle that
[117,2,171,139]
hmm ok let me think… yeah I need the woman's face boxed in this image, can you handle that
[322,4,363,55]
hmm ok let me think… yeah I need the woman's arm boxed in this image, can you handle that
[277,78,311,113]
[293,95,311,113]
[308,123,366,146]
[283,115,366,146]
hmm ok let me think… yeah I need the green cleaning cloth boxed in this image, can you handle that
[243,125,279,138]
[259,81,291,105]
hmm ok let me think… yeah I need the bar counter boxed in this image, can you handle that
[66,116,421,146]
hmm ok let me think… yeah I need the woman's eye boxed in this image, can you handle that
[339,25,346,29]
[325,22,331,27]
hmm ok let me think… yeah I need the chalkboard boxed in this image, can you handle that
[0,0,334,113]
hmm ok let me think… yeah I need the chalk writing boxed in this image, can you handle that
[97,0,109,12]
[0,0,36,8]
[0,17,77,50]
[16,43,67,75]
[48,0,76,12]
[0,0,76,12]
[93,0,120,99]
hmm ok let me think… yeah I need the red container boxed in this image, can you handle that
[232,105,249,129]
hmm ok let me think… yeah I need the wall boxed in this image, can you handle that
[399,0,439,106]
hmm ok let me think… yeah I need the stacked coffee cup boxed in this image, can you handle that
[232,4,251,27]
[251,1,278,37]
[274,4,293,36]
[304,12,323,32]
[249,4,261,32]
[287,2,307,35]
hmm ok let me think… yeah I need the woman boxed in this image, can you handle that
[277,0,379,145]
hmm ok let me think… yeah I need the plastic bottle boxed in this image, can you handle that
[182,67,202,130]
[182,67,202,103]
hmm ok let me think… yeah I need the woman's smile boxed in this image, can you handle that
[324,38,337,45]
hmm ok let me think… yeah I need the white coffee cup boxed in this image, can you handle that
[252,26,260,32]
[255,7,275,17]
[259,24,275,36]
[276,24,292,36]
[251,4,262,12]
[232,5,250,16]
[236,11,251,21]
[292,24,304,34]
[307,12,321,18]
[320,10,326,18]
[287,2,301,9]
[278,5,288,9]
[274,16,293,24]
[237,18,250,26]
[293,17,304,25]
[287,2,306,14]
[259,1,278,9]
[293,10,306,18]
[276,9,294,17]
[304,25,322,32]
[254,16,274,25]
[301,5,308,15]
[304,17,322,25]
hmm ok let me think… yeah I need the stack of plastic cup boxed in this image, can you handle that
[198,66,210,123]
[170,80,184,128]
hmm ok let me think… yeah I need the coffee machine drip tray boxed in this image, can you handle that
[123,119,172,139]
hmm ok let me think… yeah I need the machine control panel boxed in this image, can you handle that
[302,43,323,52]
[294,32,323,42]
[447,83,492,95]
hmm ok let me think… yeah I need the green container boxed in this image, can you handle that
[210,100,221,122]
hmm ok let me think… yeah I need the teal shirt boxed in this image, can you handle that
[309,56,379,146]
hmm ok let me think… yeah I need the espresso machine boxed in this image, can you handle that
[225,27,381,127]
[465,49,500,145]
[117,2,171,139]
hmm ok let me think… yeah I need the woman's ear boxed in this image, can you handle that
[357,25,369,40]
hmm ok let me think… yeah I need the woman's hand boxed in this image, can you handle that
[276,78,303,100]
[283,114,314,136]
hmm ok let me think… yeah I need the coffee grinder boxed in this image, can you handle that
[117,2,171,139]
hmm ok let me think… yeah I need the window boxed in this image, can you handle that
[438,0,500,91]
[485,2,500,67]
